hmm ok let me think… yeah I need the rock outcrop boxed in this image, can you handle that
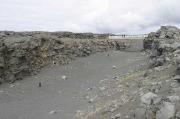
[0,32,128,83]
[143,26,180,49]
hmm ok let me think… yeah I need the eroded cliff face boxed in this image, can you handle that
[0,32,127,83]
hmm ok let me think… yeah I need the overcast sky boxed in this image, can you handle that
[0,0,180,34]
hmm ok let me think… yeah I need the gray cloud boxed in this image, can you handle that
[0,0,180,33]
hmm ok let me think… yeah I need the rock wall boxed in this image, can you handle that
[0,33,127,84]
[145,26,180,68]
[141,26,180,119]
[143,26,180,49]
[0,31,110,39]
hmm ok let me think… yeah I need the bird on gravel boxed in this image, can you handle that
[38,82,42,87]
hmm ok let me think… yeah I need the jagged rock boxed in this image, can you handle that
[156,102,175,119]
[170,82,179,88]
[144,26,180,50]
[140,92,160,105]
[175,56,180,64]
[172,75,180,83]
[111,113,121,119]
[133,108,146,119]
[155,57,165,67]
[49,110,58,115]
[176,64,180,75]
[167,95,180,102]
[176,111,180,119]
[156,26,180,39]
[173,87,180,92]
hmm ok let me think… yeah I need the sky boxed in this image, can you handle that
[0,0,180,34]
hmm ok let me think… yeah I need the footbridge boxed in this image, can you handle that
[109,34,148,40]
[109,34,148,52]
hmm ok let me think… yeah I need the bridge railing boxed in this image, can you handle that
[109,34,148,39]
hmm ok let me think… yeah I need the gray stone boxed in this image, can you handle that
[62,75,67,80]
[141,92,160,105]
[173,87,180,92]
[177,64,180,75]
[176,111,180,119]
[173,75,180,83]
[170,82,179,88]
[111,113,121,119]
[167,95,180,102]
[171,43,180,50]
[133,108,146,119]
[156,102,175,119]
[175,56,180,65]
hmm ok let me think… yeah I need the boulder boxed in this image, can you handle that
[176,111,180,119]
[133,108,146,119]
[140,92,160,105]
[172,75,180,83]
[167,95,180,102]
[156,102,175,119]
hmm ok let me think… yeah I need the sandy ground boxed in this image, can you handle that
[0,50,147,119]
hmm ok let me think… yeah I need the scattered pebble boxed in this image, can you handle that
[9,84,15,88]
[58,90,62,94]
[86,87,93,91]
[88,96,97,103]
[112,76,118,79]
[112,65,117,69]
[49,109,62,115]
[62,75,67,80]
[49,110,58,115]
[99,87,106,91]
[111,113,121,119]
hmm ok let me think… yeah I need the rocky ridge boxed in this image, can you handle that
[0,32,128,84]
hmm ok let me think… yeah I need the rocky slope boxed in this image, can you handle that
[0,32,129,84]
[76,26,180,119]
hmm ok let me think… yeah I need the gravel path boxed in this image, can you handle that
[0,50,147,119]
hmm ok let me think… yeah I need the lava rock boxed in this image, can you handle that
[156,102,175,119]
[167,95,180,103]
[141,92,160,105]
[172,75,180,83]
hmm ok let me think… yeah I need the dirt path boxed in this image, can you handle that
[0,50,147,119]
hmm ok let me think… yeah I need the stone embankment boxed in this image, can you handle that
[0,32,128,84]
[76,26,180,119]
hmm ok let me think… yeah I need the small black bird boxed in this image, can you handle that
[38,82,42,87]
